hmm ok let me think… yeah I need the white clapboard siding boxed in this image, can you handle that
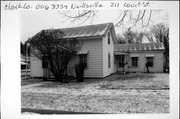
[30,38,103,78]
[30,55,43,77]
[69,38,103,78]
[83,39,103,77]
[102,30,116,77]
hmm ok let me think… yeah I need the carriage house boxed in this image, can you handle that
[27,23,165,78]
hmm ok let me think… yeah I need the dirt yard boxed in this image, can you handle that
[21,73,169,114]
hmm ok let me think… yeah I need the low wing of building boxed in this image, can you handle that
[114,43,165,73]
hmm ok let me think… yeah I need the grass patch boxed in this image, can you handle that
[102,73,169,90]
[22,73,169,114]
[21,79,43,86]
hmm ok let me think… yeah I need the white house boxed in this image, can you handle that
[27,23,165,78]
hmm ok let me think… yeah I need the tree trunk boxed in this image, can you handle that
[54,73,63,82]
[75,63,86,82]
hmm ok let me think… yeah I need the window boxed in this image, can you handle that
[42,55,48,68]
[21,63,27,70]
[146,57,154,67]
[131,57,138,67]
[108,32,110,44]
[80,54,87,67]
[108,53,111,68]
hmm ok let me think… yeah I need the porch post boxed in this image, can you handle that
[126,53,130,73]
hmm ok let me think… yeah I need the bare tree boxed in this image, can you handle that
[144,32,155,43]
[115,10,153,30]
[123,30,137,44]
[150,23,169,72]
[116,34,127,44]
[150,23,168,42]
[117,30,147,44]
[27,29,82,82]
[60,10,154,30]
[60,10,99,25]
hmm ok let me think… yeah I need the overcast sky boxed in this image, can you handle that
[21,9,168,43]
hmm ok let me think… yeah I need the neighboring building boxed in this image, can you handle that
[21,55,30,77]
[27,23,165,78]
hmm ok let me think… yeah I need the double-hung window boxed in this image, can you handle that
[80,54,87,67]
[108,53,111,68]
[131,57,138,67]
[108,32,110,44]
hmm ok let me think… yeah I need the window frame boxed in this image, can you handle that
[131,57,138,67]
[146,57,154,67]
[108,32,110,44]
[108,53,111,68]
[79,54,88,68]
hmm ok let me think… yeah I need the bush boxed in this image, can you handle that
[75,62,86,82]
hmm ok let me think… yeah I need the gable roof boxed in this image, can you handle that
[114,43,165,52]
[60,22,113,38]
[27,23,117,43]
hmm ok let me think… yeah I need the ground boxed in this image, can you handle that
[21,73,169,114]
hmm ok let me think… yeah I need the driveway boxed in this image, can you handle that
[21,73,169,114]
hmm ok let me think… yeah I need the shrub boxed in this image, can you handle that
[75,62,86,82]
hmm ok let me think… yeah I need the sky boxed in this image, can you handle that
[21,9,168,43]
